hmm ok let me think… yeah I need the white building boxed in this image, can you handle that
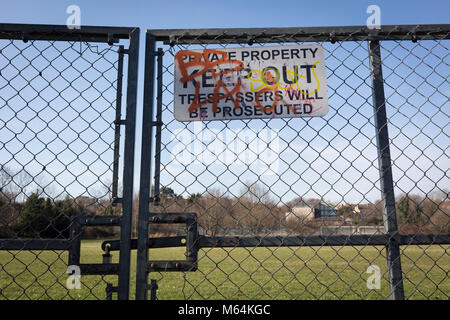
[285,205,315,222]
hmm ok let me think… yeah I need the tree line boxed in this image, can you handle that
[0,193,120,239]
[146,185,449,236]
[1,179,448,239]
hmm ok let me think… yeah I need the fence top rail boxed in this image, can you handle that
[0,23,138,43]
[147,24,450,44]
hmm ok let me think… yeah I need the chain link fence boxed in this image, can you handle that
[0,24,139,300]
[0,23,448,300]
[137,25,449,300]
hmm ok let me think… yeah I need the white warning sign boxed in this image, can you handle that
[173,44,329,121]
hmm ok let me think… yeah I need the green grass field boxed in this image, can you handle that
[0,240,448,300]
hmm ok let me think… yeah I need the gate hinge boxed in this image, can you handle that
[114,119,127,125]
[149,196,161,204]
[112,197,123,205]
[118,47,130,54]
[150,121,163,126]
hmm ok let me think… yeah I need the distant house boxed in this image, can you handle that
[285,205,314,221]
[353,204,378,217]
[285,202,337,221]
[314,204,337,219]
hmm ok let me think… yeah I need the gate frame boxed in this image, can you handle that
[136,24,450,300]
[0,23,140,300]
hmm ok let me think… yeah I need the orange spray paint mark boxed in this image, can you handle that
[175,49,244,113]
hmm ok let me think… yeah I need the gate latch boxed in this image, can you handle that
[147,212,198,272]
[102,244,112,264]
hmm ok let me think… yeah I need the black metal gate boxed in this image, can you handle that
[1,23,449,300]
[0,24,139,300]
[136,25,450,300]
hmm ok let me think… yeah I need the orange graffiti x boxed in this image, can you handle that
[175,49,244,113]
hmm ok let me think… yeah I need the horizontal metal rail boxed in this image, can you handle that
[198,234,450,247]
[148,24,450,44]
[79,263,119,275]
[149,212,196,224]
[103,233,450,251]
[0,239,71,250]
[78,215,122,226]
[0,217,121,251]
[0,23,137,43]
[147,261,197,272]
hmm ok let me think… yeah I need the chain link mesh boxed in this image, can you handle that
[0,24,448,300]
[147,27,449,300]
[0,28,126,299]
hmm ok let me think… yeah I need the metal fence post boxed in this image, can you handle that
[135,33,157,300]
[117,27,140,300]
[68,216,81,266]
[368,40,405,300]
[153,48,164,206]
[112,46,125,201]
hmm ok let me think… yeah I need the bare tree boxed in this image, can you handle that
[0,166,33,202]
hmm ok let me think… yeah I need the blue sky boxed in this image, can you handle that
[1,0,449,29]
[0,1,448,204]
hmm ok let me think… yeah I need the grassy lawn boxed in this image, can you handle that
[0,240,448,300]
